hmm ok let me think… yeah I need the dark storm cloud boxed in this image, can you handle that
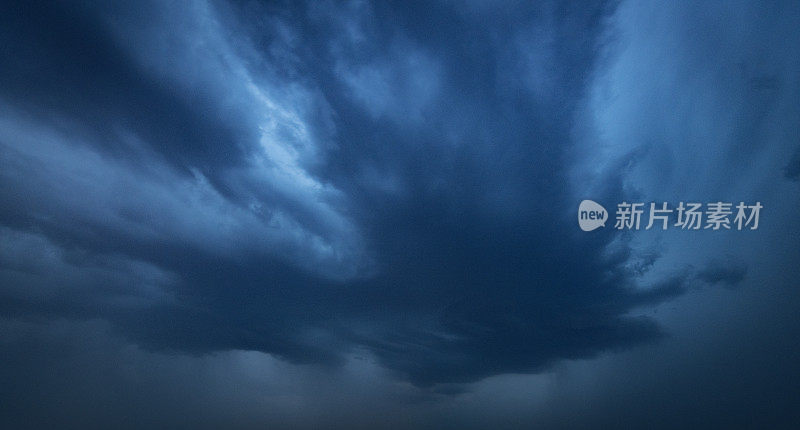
[542,0,800,427]
[696,260,747,288]
[0,0,693,391]
[786,146,800,181]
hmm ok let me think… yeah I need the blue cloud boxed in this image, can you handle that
[1,1,799,427]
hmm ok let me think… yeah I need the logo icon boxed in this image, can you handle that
[578,200,607,231]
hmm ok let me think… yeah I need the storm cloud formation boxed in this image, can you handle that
[1,0,799,428]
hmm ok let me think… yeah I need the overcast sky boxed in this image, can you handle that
[1,1,799,428]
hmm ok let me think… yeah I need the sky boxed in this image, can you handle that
[0,0,799,428]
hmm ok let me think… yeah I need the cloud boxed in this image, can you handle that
[785,146,800,181]
[2,0,800,427]
[0,0,689,392]
[696,259,747,288]
[0,317,452,429]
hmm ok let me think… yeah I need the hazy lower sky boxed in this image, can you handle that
[1,1,799,428]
